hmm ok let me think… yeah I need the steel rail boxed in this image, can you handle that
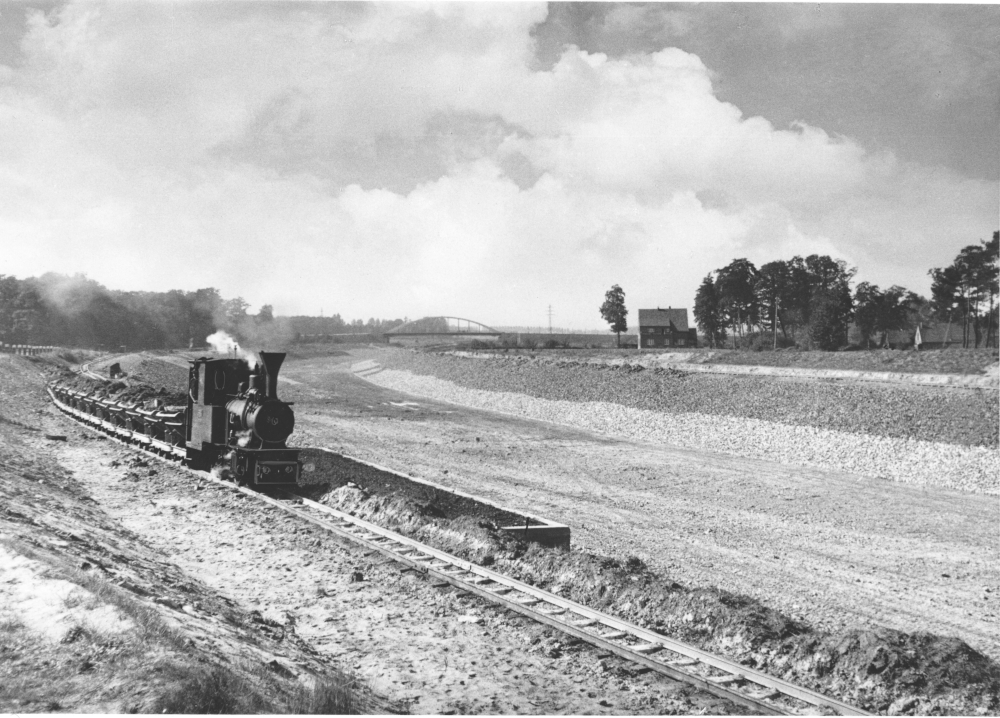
[288,497,868,716]
[46,385,869,716]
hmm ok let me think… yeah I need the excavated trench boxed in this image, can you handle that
[310,480,1000,716]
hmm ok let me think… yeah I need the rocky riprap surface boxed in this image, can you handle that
[368,352,999,495]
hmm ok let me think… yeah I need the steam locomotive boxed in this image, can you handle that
[49,351,300,487]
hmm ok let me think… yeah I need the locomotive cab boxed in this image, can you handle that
[185,357,250,467]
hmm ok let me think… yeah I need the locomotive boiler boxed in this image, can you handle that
[186,351,300,485]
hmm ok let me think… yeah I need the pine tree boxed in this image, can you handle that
[693,275,725,348]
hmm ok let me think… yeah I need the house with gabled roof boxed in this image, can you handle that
[637,307,697,350]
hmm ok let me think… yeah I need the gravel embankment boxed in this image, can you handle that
[489,346,999,375]
[380,353,998,448]
[361,364,999,495]
[672,347,999,375]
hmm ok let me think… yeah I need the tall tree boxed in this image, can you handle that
[929,233,999,348]
[984,231,999,348]
[189,288,224,344]
[809,288,850,350]
[599,284,628,348]
[853,282,883,349]
[0,275,21,340]
[873,285,912,347]
[223,296,250,332]
[715,259,758,347]
[928,263,962,345]
[781,256,813,340]
[804,255,854,349]
[755,261,790,347]
[693,275,725,348]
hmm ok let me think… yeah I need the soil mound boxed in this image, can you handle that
[317,481,1000,715]
[50,368,186,407]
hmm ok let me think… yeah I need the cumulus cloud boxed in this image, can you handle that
[0,2,994,328]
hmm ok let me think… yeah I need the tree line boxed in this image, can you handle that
[694,233,997,350]
[0,272,404,349]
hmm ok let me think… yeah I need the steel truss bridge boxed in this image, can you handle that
[386,316,502,337]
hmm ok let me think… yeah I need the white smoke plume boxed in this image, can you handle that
[206,329,258,368]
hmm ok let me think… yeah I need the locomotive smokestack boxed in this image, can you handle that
[257,352,286,400]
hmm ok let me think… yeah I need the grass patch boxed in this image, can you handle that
[1,540,378,714]
[1,538,186,651]
[150,660,369,715]
[0,617,24,634]
[67,568,188,649]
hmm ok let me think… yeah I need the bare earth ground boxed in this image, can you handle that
[0,355,375,714]
[1,354,735,715]
[276,347,1000,665]
[8,346,999,713]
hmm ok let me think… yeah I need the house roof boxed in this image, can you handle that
[638,308,689,331]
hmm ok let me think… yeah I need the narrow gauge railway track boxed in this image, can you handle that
[78,362,106,382]
[77,353,130,382]
[46,384,869,716]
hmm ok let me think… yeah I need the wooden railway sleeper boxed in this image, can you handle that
[537,606,567,616]
[633,643,664,654]
[669,658,700,667]
[708,674,745,686]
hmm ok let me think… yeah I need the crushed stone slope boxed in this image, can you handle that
[361,354,999,495]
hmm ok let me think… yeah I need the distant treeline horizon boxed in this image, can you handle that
[0,272,407,350]
[692,232,998,350]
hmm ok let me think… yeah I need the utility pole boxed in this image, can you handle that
[547,305,553,335]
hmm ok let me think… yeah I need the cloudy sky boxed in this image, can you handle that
[1,2,997,329]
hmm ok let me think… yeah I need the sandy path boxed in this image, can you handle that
[279,351,1000,663]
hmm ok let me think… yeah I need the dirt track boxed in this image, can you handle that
[277,348,1000,664]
